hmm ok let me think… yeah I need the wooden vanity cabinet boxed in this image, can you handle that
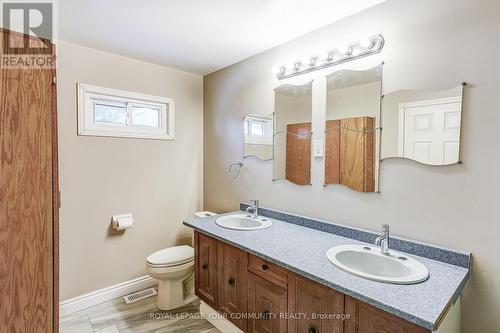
[193,231,431,333]
[218,241,249,331]
[288,275,344,333]
[194,232,219,309]
[248,272,288,333]
[344,296,430,333]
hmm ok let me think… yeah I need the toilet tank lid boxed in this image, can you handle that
[147,245,194,266]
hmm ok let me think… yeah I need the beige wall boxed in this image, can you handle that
[58,41,203,300]
[203,1,500,332]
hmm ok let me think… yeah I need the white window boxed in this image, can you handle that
[77,83,174,140]
[244,115,273,145]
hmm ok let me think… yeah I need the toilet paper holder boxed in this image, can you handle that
[112,213,134,231]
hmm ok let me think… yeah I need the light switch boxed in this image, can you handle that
[313,139,324,158]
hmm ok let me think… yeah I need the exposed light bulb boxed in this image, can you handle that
[360,38,374,49]
[285,62,295,71]
[338,44,352,55]
[301,57,311,67]
[317,52,329,61]
[272,66,282,74]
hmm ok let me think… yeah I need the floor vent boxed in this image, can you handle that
[123,287,157,304]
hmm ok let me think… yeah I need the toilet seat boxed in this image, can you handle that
[147,245,194,268]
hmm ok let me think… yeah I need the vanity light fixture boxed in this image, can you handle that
[273,34,384,80]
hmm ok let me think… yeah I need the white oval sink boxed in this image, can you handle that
[327,245,429,284]
[216,214,272,230]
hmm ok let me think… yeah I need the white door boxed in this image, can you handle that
[399,97,462,165]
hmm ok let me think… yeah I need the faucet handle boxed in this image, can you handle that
[250,199,259,206]
[381,224,389,231]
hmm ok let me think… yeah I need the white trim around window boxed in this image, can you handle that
[77,83,175,140]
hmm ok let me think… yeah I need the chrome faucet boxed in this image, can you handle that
[375,224,390,255]
[245,200,259,218]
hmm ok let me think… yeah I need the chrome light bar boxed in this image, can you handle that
[273,34,385,80]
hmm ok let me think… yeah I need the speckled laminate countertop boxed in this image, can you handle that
[184,211,469,331]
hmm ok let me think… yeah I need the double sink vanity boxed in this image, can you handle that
[184,202,470,333]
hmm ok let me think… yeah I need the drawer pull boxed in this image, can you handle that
[202,263,208,270]
[228,278,235,286]
[308,325,319,333]
[261,310,270,320]
[262,264,270,271]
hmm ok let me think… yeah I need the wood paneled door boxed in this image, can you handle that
[194,232,218,309]
[0,29,59,332]
[285,122,311,185]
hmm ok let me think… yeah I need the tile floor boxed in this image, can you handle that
[59,293,220,333]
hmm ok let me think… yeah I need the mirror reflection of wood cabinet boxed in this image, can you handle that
[285,122,311,185]
[325,117,375,192]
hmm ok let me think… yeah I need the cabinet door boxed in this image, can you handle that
[248,273,287,333]
[288,275,344,333]
[339,117,375,192]
[194,231,218,309]
[218,242,248,331]
[344,296,430,333]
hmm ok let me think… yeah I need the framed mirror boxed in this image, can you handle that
[380,85,464,165]
[324,65,383,192]
[273,81,313,185]
[243,114,273,160]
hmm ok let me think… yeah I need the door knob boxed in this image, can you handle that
[202,263,208,270]
[228,277,235,286]
[262,264,270,271]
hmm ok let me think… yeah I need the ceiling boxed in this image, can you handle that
[58,0,385,75]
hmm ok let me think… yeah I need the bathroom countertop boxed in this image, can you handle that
[184,211,470,331]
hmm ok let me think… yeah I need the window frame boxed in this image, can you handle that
[77,83,175,140]
[244,115,272,145]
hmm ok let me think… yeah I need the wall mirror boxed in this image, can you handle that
[273,81,313,185]
[243,114,273,160]
[324,65,383,192]
[380,85,464,165]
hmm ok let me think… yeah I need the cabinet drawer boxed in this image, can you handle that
[248,254,288,289]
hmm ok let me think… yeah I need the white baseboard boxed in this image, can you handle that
[200,301,244,333]
[59,275,157,317]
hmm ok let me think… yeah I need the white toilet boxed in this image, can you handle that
[146,245,195,310]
